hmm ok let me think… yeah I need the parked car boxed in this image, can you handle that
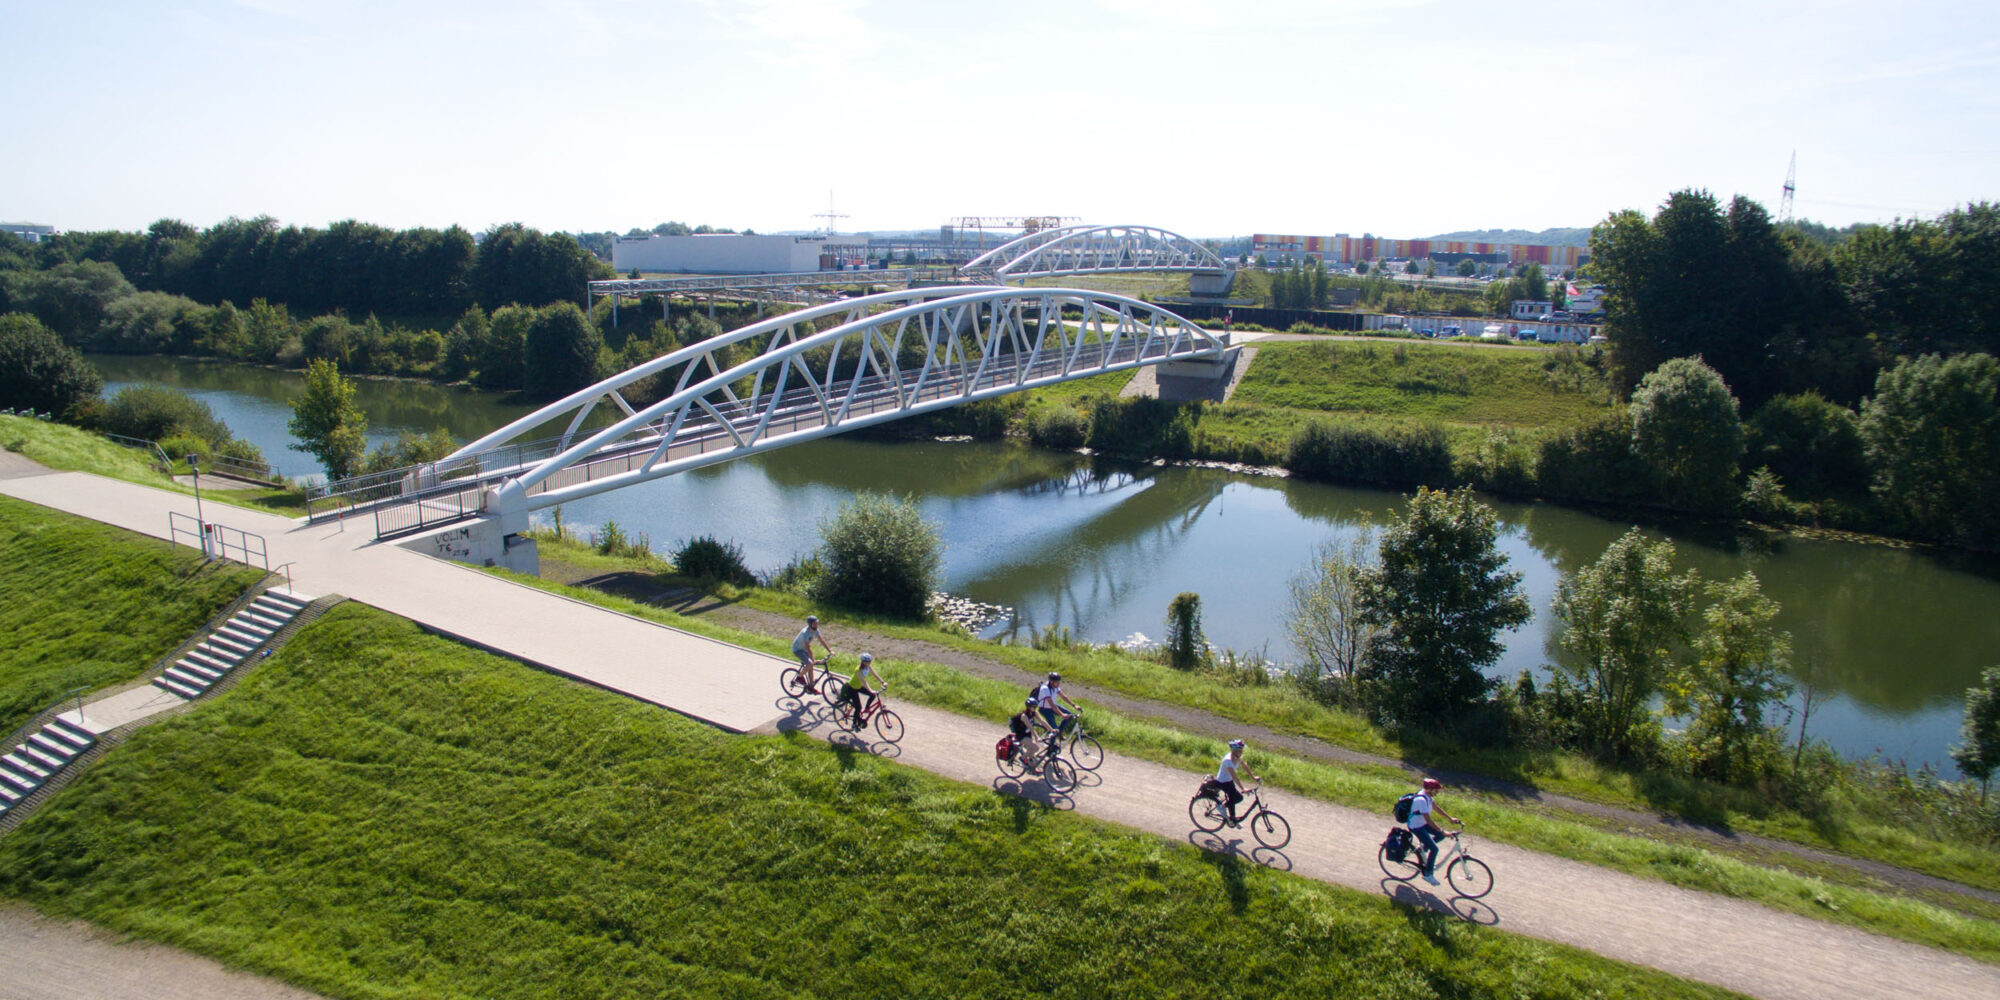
[1441,324,1463,338]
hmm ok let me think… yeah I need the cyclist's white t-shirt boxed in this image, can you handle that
[1408,791,1436,830]
[1215,753,1242,784]
[1037,682,1061,709]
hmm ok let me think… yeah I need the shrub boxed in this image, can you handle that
[1534,408,1654,503]
[1086,397,1197,459]
[100,384,232,444]
[1165,592,1205,671]
[1025,405,1089,449]
[157,432,209,463]
[1461,429,1537,493]
[672,534,754,586]
[1284,419,1452,487]
[811,492,942,620]
[1744,392,1867,500]
[0,313,102,419]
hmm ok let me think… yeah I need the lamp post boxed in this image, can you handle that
[188,453,210,561]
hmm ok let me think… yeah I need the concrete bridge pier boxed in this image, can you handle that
[395,488,539,575]
[1150,345,1245,403]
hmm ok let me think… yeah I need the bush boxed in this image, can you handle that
[157,432,209,463]
[811,492,942,620]
[1165,592,1205,671]
[1025,405,1089,449]
[100,384,232,445]
[1744,392,1867,500]
[672,534,754,586]
[1461,429,1537,493]
[1086,397,1197,459]
[1284,419,1453,487]
[0,313,102,419]
[1534,408,1654,503]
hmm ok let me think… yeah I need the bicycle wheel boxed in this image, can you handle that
[999,742,1028,779]
[1378,842,1422,881]
[1069,734,1104,771]
[1044,757,1078,793]
[873,708,905,744]
[1447,856,1494,899]
[1250,809,1291,849]
[779,667,809,699]
[819,675,846,700]
[1188,794,1226,832]
[826,698,853,731]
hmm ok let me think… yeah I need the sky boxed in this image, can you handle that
[5,0,1997,242]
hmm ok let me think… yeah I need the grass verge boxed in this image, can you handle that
[0,494,264,734]
[0,415,307,516]
[0,602,1739,1000]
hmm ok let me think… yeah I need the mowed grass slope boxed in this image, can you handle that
[0,603,1737,1000]
[0,494,263,733]
[1229,340,1613,429]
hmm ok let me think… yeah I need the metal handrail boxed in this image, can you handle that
[1,686,89,760]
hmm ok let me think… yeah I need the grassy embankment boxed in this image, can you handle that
[0,599,1740,1000]
[0,413,306,515]
[0,494,264,734]
[485,551,2000,962]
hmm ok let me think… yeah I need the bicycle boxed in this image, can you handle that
[779,655,833,700]
[1057,708,1104,771]
[1188,782,1291,849]
[826,680,905,744]
[999,729,1079,793]
[1378,821,1492,899]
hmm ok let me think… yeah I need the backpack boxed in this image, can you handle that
[1027,684,1043,706]
[996,735,1015,760]
[1393,792,1417,824]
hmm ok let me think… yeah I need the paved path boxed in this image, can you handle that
[1,465,1995,1000]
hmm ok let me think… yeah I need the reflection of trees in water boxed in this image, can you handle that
[983,468,1228,644]
[755,438,1082,498]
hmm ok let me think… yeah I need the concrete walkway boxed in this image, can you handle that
[2,465,1996,1000]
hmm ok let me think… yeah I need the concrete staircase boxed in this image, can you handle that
[152,590,312,700]
[0,716,97,817]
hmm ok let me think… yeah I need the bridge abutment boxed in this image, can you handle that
[397,506,539,576]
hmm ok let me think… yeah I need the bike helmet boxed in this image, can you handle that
[1047,672,1061,683]
[1025,697,1038,709]
[1422,777,1441,791]
[859,652,874,663]
[806,614,818,624]
[1228,739,1246,751]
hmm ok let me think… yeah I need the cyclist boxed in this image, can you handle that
[1035,671,1080,736]
[792,614,832,690]
[1006,697,1048,767]
[838,652,884,730]
[1215,738,1260,828]
[1407,777,1461,886]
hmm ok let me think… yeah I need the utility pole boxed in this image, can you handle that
[813,191,849,236]
[1780,151,1797,224]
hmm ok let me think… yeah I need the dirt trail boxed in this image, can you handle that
[765,686,2000,1000]
[608,572,1999,910]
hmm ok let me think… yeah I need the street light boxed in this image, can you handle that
[188,453,210,561]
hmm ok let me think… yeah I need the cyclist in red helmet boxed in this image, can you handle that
[1408,777,1461,886]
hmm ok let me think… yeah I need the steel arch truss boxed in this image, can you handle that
[470,287,1228,514]
[960,224,1229,281]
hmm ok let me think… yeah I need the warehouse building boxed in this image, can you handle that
[612,233,865,274]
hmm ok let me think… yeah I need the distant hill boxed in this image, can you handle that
[1429,227,1592,247]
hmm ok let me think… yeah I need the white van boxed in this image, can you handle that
[1480,324,1505,341]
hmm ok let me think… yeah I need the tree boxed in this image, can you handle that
[0,314,102,418]
[812,492,942,620]
[1284,530,1378,698]
[359,428,458,477]
[1551,528,1699,759]
[288,358,368,483]
[523,301,603,398]
[1951,666,2000,804]
[1629,356,1744,512]
[1858,352,2000,547]
[1743,392,1868,501]
[1358,487,1532,727]
[1668,572,1793,781]
[1166,592,1204,671]
[1455,259,1478,277]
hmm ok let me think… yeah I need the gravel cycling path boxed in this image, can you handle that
[767,683,1999,1000]
[598,573,2000,910]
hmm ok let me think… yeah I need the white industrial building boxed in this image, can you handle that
[612,233,856,274]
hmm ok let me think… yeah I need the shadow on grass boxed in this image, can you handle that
[1195,848,1251,915]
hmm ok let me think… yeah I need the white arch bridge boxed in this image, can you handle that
[328,285,1235,561]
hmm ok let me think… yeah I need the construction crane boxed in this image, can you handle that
[944,215,1080,252]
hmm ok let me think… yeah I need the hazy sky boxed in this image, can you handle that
[6,0,1996,241]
